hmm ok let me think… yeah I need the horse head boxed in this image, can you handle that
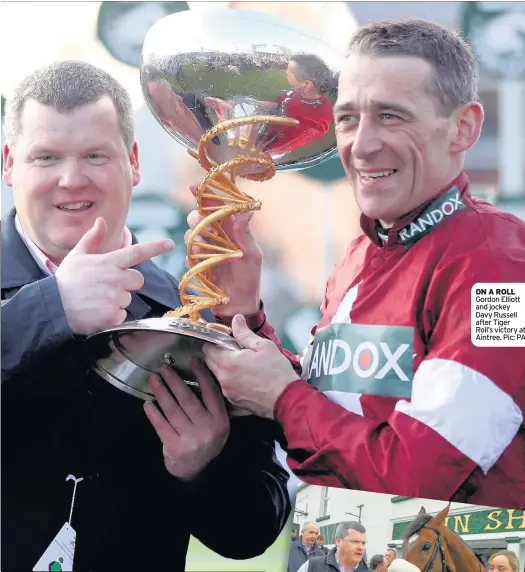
[402,504,452,572]
[403,505,486,572]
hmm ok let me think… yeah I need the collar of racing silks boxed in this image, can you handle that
[360,170,470,249]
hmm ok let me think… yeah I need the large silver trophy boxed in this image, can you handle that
[87,7,342,400]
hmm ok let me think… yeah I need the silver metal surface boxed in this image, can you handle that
[86,318,241,400]
[140,7,343,171]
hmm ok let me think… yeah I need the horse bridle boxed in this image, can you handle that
[419,524,485,572]
[420,525,448,572]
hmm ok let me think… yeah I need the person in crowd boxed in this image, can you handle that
[288,521,325,572]
[296,522,369,572]
[385,549,397,567]
[489,551,520,572]
[370,554,389,572]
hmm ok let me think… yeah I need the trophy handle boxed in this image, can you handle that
[164,115,299,322]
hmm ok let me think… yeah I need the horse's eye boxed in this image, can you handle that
[423,542,432,552]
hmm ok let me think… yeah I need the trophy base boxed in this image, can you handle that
[84,317,241,400]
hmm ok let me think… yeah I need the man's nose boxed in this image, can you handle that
[58,159,90,189]
[351,118,383,160]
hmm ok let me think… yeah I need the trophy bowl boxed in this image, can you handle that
[86,7,343,400]
[87,318,241,400]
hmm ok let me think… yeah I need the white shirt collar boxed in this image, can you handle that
[15,214,132,276]
[336,553,359,572]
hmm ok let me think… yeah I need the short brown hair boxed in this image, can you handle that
[347,19,479,116]
[335,521,366,539]
[5,60,134,151]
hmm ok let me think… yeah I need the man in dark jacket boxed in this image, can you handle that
[288,521,326,572]
[1,60,290,572]
[296,522,369,572]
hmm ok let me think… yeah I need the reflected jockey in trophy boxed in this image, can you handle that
[206,54,336,154]
[261,53,336,152]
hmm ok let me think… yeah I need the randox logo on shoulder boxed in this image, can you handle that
[398,186,465,247]
[307,323,414,398]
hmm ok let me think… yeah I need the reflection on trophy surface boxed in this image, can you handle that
[86,7,343,400]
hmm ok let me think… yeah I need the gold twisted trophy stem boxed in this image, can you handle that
[164,115,299,323]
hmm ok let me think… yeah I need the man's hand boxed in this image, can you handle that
[185,188,263,318]
[203,315,299,418]
[55,217,174,335]
[144,361,230,482]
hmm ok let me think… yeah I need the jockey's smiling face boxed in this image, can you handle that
[334,55,484,227]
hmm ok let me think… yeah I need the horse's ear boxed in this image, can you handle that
[430,504,450,525]
[418,506,426,515]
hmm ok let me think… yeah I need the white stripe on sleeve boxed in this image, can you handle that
[395,358,522,473]
[323,391,364,416]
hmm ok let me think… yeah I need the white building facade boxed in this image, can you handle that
[293,486,525,566]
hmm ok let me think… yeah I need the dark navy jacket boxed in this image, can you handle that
[288,540,327,572]
[1,209,290,572]
[307,548,370,572]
